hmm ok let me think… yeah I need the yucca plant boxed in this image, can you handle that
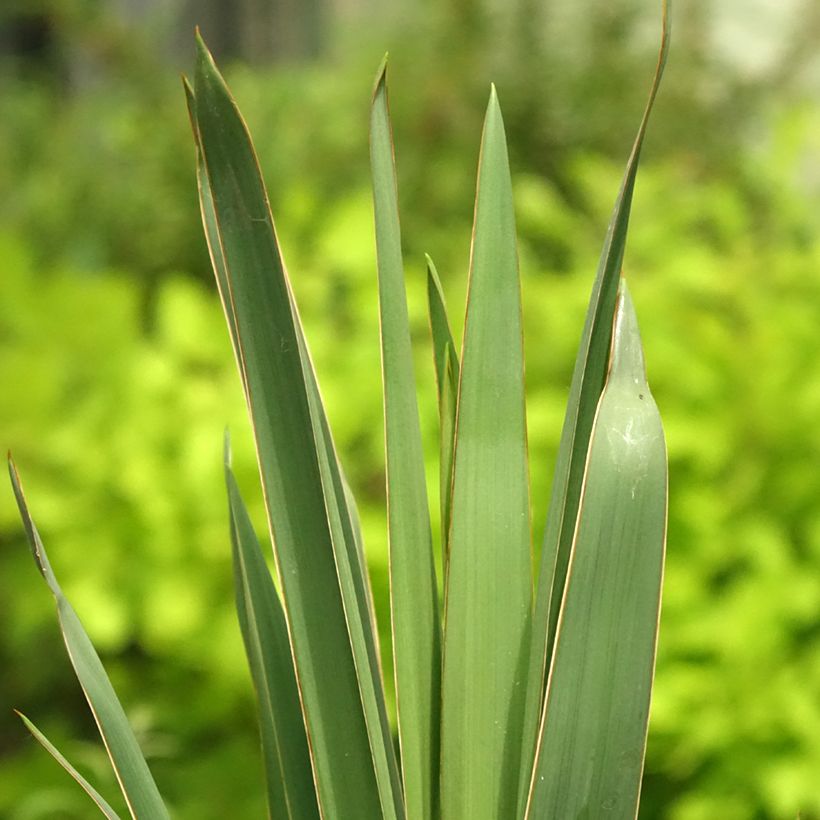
[10,5,670,818]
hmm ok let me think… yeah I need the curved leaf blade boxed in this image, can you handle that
[440,86,532,820]
[526,281,668,818]
[17,713,122,820]
[8,460,169,820]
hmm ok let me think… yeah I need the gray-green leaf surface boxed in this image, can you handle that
[192,35,386,818]
[519,7,670,808]
[525,281,667,818]
[440,86,533,820]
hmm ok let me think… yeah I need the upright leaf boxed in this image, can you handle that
[17,713,122,820]
[8,460,169,820]
[370,59,441,820]
[225,440,320,820]
[426,255,460,561]
[519,5,670,805]
[440,86,532,820]
[193,36,390,819]
[526,280,667,818]
[187,77,382,671]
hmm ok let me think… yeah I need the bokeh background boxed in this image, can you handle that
[2,0,820,817]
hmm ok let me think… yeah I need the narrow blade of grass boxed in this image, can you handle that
[440,86,532,820]
[426,255,459,563]
[8,460,169,820]
[225,439,320,820]
[370,58,441,820]
[17,713,122,820]
[519,5,670,806]
[193,36,393,818]
[525,280,667,817]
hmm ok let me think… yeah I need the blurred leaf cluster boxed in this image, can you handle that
[2,1,820,818]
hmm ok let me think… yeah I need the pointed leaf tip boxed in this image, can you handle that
[609,279,647,384]
[223,428,232,468]
[372,54,389,100]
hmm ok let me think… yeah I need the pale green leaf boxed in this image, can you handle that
[440,86,532,820]
[520,7,670,807]
[525,280,667,818]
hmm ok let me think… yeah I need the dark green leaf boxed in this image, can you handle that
[225,438,320,820]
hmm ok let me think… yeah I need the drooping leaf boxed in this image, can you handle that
[426,254,460,562]
[370,58,441,820]
[440,86,532,820]
[224,437,320,820]
[519,5,670,806]
[8,460,169,820]
[192,35,395,819]
[525,280,667,818]
[17,713,122,820]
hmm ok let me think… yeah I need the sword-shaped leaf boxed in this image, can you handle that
[426,255,459,563]
[17,713,122,820]
[225,438,320,820]
[440,86,532,820]
[192,35,395,818]
[371,59,441,820]
[525,281,667,818]
[8,459,169,820]
[519,5,670,806]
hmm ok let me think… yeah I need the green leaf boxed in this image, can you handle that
[426,254,460,561]
[17,712,122,820]
[440,86,532,820]
[224,439,320,820]
[370,58,441,820]
[520,6,670,806]
[182,77,243,385]
[8,459,169,820]
[525,280,667,817]
[192,36,395,818]
[191,61,385,673]
[190,74,383,680]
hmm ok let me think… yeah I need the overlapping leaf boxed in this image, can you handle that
[519,5,670,807]
[426,255,459,565]
[525,281,667,817]
[370,61,441,820]
[191,36,398,819]
[225,438,320,820]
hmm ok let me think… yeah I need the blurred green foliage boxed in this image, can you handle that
[2,2,820,818]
